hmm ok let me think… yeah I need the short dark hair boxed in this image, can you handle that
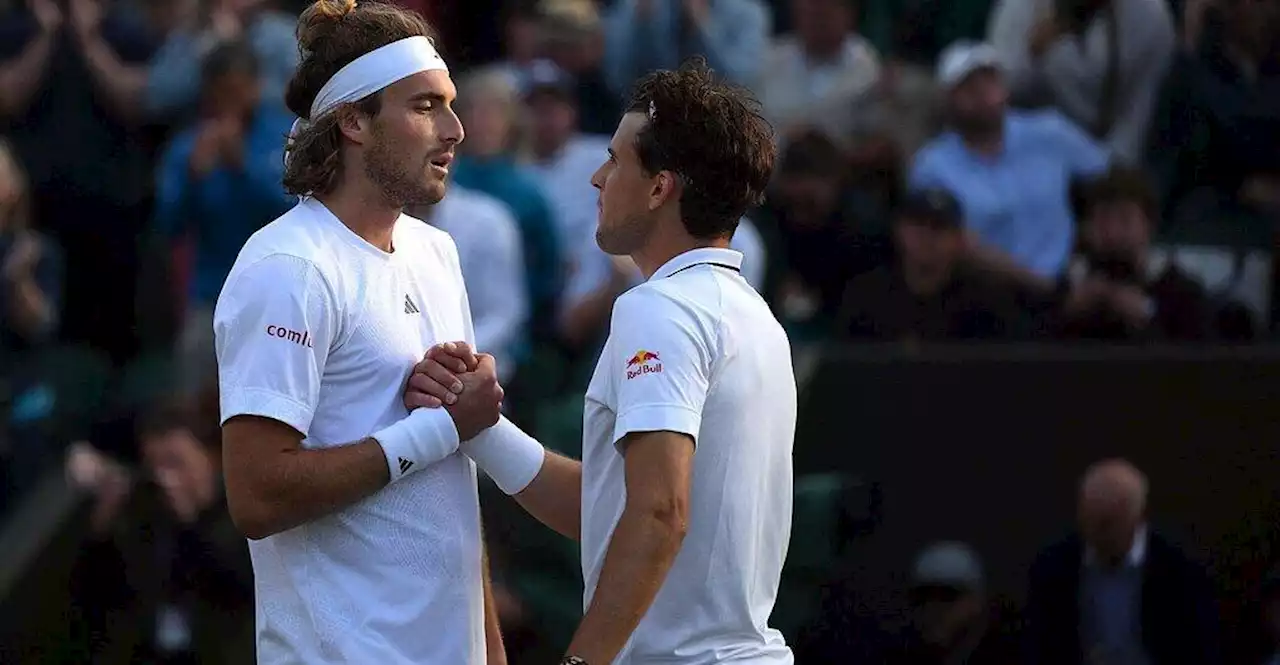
[624,58,776,240]
[1076,166,1159,224]
[282,0,438,196]
[201,39,260,87]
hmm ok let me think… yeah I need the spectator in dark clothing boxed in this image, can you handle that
[67,404,253,664]
[798,541,1020,664]
[757,130,890,325]
[1058,166,1217,342]
[0,0,163,363]
[0,138,60,358]
[837,187,1036,341]
[1026,459,1221,665]
[1150,0,1280,223]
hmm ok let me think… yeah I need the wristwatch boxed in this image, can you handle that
[560,657,589,665]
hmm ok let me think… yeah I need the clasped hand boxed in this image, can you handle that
[404,342,504,440]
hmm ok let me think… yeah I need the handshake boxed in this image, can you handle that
[402,341,503,442]
[380,340,543,495]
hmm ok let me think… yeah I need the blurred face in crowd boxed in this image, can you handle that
[792,0,854,55]
[504,13,542,62]
[895,216,964,291]
[527,91,578,157]
[948,67,1007,136]
[202,67,262,120]
[591,112,659,255]
[360,71,464,206]
[776,172,842,229]
[1081,199,1151,264]
[1224,0,1279,57]
[1078,494,1141,567]
[458,89,516,158]
[910,585,985,649]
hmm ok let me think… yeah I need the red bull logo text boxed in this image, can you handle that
[625,350,662,380]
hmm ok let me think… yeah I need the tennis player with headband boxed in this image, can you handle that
[213,1,517,663]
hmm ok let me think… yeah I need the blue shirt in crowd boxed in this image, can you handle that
[910,110,1110,278]
[155,104,296,307]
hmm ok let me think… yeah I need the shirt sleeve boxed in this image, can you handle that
[214,253,338,435]
[607,287,716,447]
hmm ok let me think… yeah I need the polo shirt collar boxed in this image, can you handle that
[650,247,743,281]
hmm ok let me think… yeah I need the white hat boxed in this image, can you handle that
[936,41,1003,90]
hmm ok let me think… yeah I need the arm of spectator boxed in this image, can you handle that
[987,0,1049,101]
[1048,111,1110,176]
[525,190,565,312]
[77,32,147,126]
[603,0,666,96]
[0,24,57,120]
[3,233,60,342]
[145,31,215,120]
[468,208,528,369]
[559,236,635,348]
[685,0,771,86]
[1103,7,1175,164]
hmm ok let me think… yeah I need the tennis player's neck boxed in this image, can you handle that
[314,190,402,254]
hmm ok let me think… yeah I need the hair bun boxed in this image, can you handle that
[296,0,358,53]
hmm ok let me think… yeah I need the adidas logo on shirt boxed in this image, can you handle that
[404,295,420,315]
[398,457,414,474]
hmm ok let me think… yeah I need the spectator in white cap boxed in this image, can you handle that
[890,541,1018,664]
[909,40,1109,298]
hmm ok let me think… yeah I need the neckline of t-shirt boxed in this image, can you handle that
[303,197,405,265]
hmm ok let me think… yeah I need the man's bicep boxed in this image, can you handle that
[608,292,713,446]
[620,430,695,511]
[215,255,336,436]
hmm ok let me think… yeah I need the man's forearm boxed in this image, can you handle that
[515,451,582,540]
[466,417,582,539]
[0,32,56,119]
[564,506,684,663]
[229,438,390,539]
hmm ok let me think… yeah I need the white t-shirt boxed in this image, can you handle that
[581,247,797,665]
[214,198,485,665]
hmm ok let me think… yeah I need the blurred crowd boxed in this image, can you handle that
[1,0,1278,662]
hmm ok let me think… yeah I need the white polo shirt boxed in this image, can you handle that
[581,247,797,665]
[214,198,484,665]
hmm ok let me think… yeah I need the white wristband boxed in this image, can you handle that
[373,408,461,483]
[461,419,546,495]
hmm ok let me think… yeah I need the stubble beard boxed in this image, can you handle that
[364,130,446,208]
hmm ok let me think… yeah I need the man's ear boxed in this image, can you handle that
[647,171,678,211]
[336,106,371,146]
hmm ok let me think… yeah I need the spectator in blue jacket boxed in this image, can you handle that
[154,40,294,388]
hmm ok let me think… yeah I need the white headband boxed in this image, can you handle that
[286,36,449,166]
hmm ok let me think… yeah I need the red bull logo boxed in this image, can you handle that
[625,350,662,380]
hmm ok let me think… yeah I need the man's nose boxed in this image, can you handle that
[443,109,465,145]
